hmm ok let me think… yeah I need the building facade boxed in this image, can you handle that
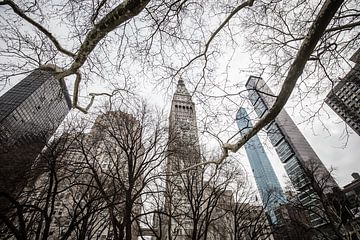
[164,79,235,240]
[167,79,201,171]
[325,49,360,135]
[0,69,71,198]
[273,202,311,240]
[164,79,202,239]
[246,76,338,227]
[236,107,286,224]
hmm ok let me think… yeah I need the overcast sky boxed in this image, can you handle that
[217,49,360,189]
[0,2,358,192]
[2,47,358,192]
[140,47,360,190]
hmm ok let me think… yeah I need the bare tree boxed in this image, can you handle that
[0,0,354,160]
[228,175,275,240]
[242,0,359,90]
[1,101,170,240]
[67,103,169,240]
[136,177,167,240]
[180,162,236,240]
[0,2,358,238]
[0,126,94,240]
[163,152,267,240]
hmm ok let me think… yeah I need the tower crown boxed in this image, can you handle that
[173,78,192,102]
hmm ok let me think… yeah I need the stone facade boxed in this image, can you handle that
[26,111,142,240]
[164,79,234,240]
[164,79,202,239]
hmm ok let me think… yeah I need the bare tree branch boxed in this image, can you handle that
[174,0,255,77]
[177,0,345,172]
[224,0,345,154]
[0,0,76,58]
[58,0,151,79]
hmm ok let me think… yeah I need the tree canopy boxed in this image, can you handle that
[0,0,358,163]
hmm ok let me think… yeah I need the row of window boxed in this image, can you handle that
[328,99,360,133]
[174,104,193,110]
[335,85,360,103]
[2,91,69,145]
[254,99,268,117]
[267,122,284,146]
[248,90,269,118]
[275,139,294,163]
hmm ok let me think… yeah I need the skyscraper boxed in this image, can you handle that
[0,68,71,197]
[236,107,286,224]
[325,49,360,135]
[246,76,338,227]
[164,79,202,239]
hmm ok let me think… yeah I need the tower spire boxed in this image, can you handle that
[165,76,202,239]
[174,78,191,101]
[178,77,185,85]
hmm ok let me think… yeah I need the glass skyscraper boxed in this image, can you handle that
[0,69,71,198]
[236,107,286,224]
[245,76,339,227]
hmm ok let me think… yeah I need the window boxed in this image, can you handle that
[285,156,298,170]
[248,90,260,106]
[267,122,284,146]
[254,98,268,117]
[275,139,294,162]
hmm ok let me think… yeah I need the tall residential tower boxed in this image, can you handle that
[236,107,286,224]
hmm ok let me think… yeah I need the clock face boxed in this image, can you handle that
[180,121,190,130]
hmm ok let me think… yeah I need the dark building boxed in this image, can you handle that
[341,173,360,239]
[325,49,360,135]
[273,202,311,240]
[0,69,71,198]
[343,173,360,218]
[246,76,339,227]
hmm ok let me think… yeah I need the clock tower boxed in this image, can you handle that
[164,79,201,239]
[167,79,201,171]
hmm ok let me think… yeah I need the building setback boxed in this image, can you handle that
[325,49,360,135]
[236,107,286,224]
[0,69,71,198]
[342,172,360,218]
[245,76,338,227]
